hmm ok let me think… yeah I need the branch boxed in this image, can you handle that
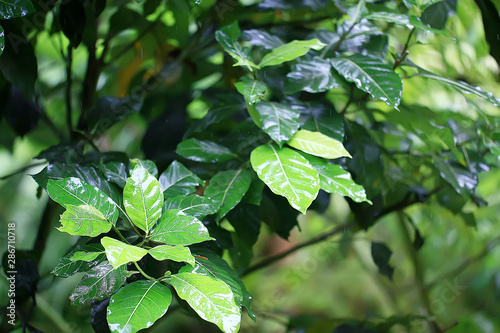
[393,28,415,70]
[241,222,354,277]
[0,161,47,180]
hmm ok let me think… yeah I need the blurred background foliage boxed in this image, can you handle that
[1,0,500,332]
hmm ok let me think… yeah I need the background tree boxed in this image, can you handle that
[1,0,500,332]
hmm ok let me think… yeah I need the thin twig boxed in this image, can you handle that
[393,28,415,70]
[241,222,354,277]
[0,161,47,180]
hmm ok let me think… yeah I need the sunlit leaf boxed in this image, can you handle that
[205,169,252,221]
[107,280,172,333]
[176,138,237,163]
[70,261,127,305]
[101,237,148,269]
[167,272,241,333]
[59,204,112,237]
[0,0,35,19]
[150,209,214,246]
[255,101,300,147]
[287,130,351,159]
[149,245,195,265]
[331,54,403,108]
[235,76,267,105]
[259,39,326,68]
[123,165,163,234]
[250,144,319,214]
[215,21,259,70]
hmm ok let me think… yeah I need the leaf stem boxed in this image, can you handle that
[134,262,157,281]
[111,225,129,244]
[393,28,415,70]
[116,204,142,237]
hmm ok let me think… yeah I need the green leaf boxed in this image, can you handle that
[159,160,203,198]
[371,242,395,280]
[205,169,252,221]
[100,162,128,188]
[234,76,267,105]
[70,250,104,262]
[0,0,35,19]
[250,144,320,214]
[255,101,301,147]
[258,39,326,68]
[149,245,195,265]
[46,177,118,224]
[302,154,372,204]
[123,165,163,234]
[130,159,158,178]
[58,204,112,237]
[163,194,218,219]
[101,237,148,269]
[287,130,351,159]
[434,157,477,197]
[107,280,172,333]
[215,21,259,70]
[285,56,342,94]
[70,261,127,305]
[86,95,143,133]
[52,244,106,277]
[176,138,237,163]
[167,272,241,333]
[363,12,453,39]
[150,209,214,246]
[181,248,255,320]
[301,105,344,142]
[330,54,403,109]
[412,72,500,106]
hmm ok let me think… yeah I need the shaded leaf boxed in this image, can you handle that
[52,244,106,277]
[250,144,319,214]
[150,209,214,246]
[101,237,148,269]
[59,204,112,237]
[59,0,86,47]
[205,169,252,221]
[149,245,195,265]
[241,29,284,49]
[371,242,394,280]
[215,21,258,70]
[285,56,342,94]
[227,203,261,246]
[107,280,172,333]
[0,27,4,57]
[167,272,241,333]
[235,76,267,105]
[434,157,477,197]
[123,165,163,234]
[301,104,344,142]
[287,130,351,159]
[99,162,128,188]
[159,160,202,197]
[46,177,118,223]
[176,138,237,163]
[163,194,218,219]
[259,39,326,68]
[87,96,142,134]
[181,248,254,320]
[70,261,127,305]
[255,101,300,146]
[0,0,35,19]
[331,54,403,108]
[475,0,500,66]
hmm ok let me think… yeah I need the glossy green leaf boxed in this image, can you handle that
[167,272,241,333]
[52,244,106,277]
[181,248,254,320]
[215,21,259,70]
[331,54,403,108]
[258,39,326,68]
[0,0,35,19]
[364,12,452,38]
[287,130,351,159]
[70,261,127,305]
[130,159,158,177]
[250,145,319,214]
[123,165,163,234]
[150,209,214,246]
[285,57,341,94]
[70,250,104,262]
[234,76,267,105]
[149,245,195,265]
[413,72,500,106]
[176,138,237,163]
[101,237,148,269]
[434,157,477,197]
[303,154,372,204]
[255,101,300,147]
[58,204,112,237]
[163,194,218,219]
[302,106,344,142]
[241,29,284,49]
[46,177,118,223]
[159,160,203,197]
[107,280,172,333]
[100,162,128,188]
[205,169,252,221]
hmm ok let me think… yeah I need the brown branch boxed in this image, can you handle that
[241,222,354,277]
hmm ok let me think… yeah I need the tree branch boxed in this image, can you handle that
[241,222,354,277]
